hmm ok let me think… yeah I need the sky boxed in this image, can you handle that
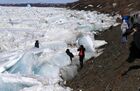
[0,0,79,4]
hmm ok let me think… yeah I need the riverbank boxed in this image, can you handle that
[67,24,140,91]
[66,0,140,90]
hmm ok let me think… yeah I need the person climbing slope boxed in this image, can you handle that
[66,49,74,61]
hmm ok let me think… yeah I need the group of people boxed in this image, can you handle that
[121,14,140,63]
[34,14,140,71]
[66,45,86,69]
[119,14,140,76]
[120,14,140,44]
[34,40,86,69]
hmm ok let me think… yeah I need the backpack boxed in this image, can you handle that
[79,50,84,56]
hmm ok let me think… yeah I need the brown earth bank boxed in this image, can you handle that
[67,0,140,15]
[66,0,140,91]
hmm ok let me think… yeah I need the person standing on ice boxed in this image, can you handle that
[35,40,39,48]
[65,49,74,61]
[77,45,85,69]
[121,19,129,44]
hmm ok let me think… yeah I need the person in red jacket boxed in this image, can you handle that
[77,45,85,69]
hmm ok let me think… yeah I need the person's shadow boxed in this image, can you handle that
[122,65,140,76]
[126,41,140,63]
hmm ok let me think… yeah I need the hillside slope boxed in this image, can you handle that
[66,0,140,91]
[67,0,140,15]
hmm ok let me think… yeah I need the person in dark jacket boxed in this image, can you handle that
[35,40,39,48]
[66,49,74,61]
[77,45,85,68]
[123,23,140,63]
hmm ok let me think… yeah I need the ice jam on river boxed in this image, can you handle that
[0,6,118,91]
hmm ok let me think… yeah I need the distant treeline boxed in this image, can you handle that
[0,3,67,7]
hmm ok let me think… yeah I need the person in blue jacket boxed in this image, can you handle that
[122,15,130,28]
